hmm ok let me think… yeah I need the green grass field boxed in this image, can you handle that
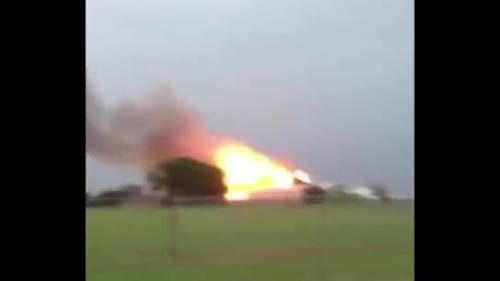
[86,202,413,281]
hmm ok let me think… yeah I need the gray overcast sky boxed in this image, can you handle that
[86,0,414,197]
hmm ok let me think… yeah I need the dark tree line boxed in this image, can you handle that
[86,184,142,207]
[302,185,327,204]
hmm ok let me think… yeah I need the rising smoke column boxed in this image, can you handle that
[86,83,225,169]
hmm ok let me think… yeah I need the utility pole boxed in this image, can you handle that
[167,187,178,260]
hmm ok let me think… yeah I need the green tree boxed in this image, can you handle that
[147,157,227,200]
[371,184,390,203]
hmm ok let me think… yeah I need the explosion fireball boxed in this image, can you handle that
[213,144,311,200]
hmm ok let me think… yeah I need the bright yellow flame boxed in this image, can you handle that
[224,191,249,201]
[213,144,310,200]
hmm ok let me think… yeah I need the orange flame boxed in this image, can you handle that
[212,144,310,200]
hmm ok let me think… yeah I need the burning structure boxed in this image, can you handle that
[86,83,313,201]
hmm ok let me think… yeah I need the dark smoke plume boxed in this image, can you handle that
[86,83,223,169]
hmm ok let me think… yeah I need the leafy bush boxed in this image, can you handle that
[303,185,327,205]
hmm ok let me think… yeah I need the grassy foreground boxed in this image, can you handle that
[86,202,413,281]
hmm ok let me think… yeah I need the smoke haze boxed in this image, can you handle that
[86,84,223,169]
